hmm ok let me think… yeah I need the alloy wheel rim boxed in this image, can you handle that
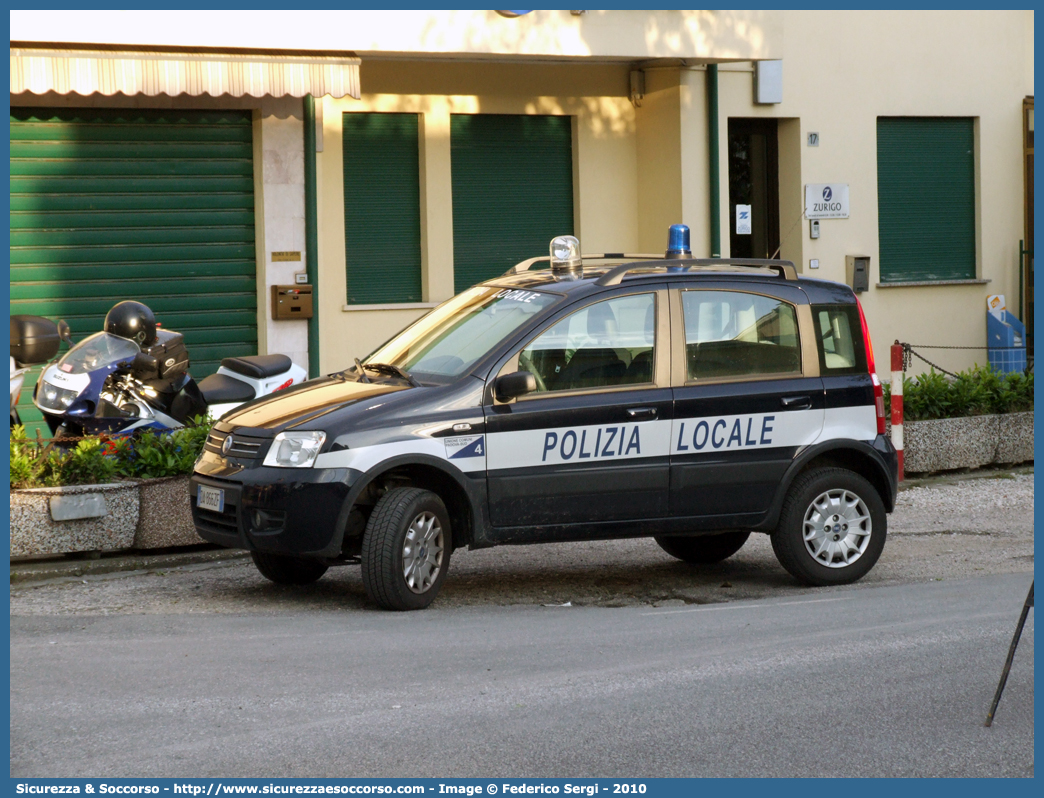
[802,489,872,568]
[402,511,444,593]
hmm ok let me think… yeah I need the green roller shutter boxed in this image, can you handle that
[877,117,976,283]
[10,107,257,434]
[343,113,422,304]
[451,114,574,293]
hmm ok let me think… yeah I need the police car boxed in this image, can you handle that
[191,226,898,610]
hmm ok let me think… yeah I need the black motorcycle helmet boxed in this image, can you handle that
[104,301,157,347]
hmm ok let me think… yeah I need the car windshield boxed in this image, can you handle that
[56,332,140,375]
[365,286,561,382]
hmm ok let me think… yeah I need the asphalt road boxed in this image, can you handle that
[10,572,1033,778]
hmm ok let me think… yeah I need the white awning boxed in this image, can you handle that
[10,47,360,99]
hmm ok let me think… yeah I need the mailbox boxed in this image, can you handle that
[846,255,870,293]
[271,284,313,320]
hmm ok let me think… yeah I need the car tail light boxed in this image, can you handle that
[856,296,886,435]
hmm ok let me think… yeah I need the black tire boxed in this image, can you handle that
[655,531,751,564]
[361,487,452,611]
[251,551,328,585]
[771,467,887,586]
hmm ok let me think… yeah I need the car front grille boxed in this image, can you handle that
[205,429,267,462]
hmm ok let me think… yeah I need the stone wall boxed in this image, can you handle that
[11,476,202,558]
[10,482,140,557]
[898,411,1034,474]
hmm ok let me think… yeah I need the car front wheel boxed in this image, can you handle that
[654,531,751,564]
[251,551,329,585]
[771,467,886,586]
[361,487,452,611]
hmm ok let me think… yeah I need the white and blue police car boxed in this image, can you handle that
[191,226,898,610]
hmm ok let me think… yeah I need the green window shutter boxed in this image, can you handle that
[451,114,574,293]
[10,107,257,436]
[877,117,976,282]
[342,113,422,304]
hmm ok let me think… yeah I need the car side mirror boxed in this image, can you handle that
[495,370,537,402]
[57,320,72,345]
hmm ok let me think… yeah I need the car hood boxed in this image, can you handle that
[217,376,410,432]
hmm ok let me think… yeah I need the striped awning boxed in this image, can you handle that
[11,47,360,99]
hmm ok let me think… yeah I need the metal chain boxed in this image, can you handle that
[902,345,960,379]
[905,344,1023,350]
[898,340,1029,380]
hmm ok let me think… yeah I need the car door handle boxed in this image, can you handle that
[780,395,812,410]
[626,407,658,420]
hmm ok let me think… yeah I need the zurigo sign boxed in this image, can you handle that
[804,183,849,219]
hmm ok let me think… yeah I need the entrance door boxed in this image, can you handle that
[10,107,258,435]
[728,118,780,259]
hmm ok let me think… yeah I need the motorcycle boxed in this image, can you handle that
[9,315,61,428]
[22,309,307,437]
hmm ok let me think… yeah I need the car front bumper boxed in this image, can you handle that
[190,451,358,557]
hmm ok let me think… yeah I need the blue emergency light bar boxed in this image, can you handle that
[666,224,691,259]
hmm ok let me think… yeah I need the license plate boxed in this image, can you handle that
[197,484,225,513]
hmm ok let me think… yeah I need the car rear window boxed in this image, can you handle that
[681,290,801,380]
[813,304,867,375]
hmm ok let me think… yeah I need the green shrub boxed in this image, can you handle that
[884,365,1034,422]
[9,426,38,489]
[9,417,212,489]
[60,437,119,485]
[112,418,211,479]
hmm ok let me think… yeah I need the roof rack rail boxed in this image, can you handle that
[595,258,798,286]
[506,253,664,276]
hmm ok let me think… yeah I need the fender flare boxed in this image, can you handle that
[759,439,896,531]
[324,453,489,556]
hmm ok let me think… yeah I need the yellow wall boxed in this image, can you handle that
[316,62,639,373]
[12,10,783,62]
[710,10,1034,375]
[9,10,1034,378]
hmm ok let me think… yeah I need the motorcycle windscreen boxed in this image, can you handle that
[56,332,140,374]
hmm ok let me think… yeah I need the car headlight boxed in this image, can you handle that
[263,431,327,468]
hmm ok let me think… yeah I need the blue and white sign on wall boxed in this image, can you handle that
[804,183,850,219]
[735,204,752,235]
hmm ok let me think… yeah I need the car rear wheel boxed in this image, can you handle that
[654,531,751,564]
[771,467,886,586]
[361,487,452,611]
[251,551,328,585]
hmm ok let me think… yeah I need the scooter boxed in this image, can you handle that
[10,315,62,428]
[23,314,306,437]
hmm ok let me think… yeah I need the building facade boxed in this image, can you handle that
[9,10,1034,429]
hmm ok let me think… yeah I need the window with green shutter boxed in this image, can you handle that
[451,114,574,293]
[877,117,976,283]
[343,113,422,304]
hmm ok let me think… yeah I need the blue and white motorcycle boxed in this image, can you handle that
[28,313,306,438]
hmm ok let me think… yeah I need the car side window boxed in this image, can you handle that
[681,290,800,380]
[814,304,867,375]
[519,293,656,392]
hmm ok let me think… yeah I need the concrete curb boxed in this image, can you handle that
[10,545,251,586]
[898,464,1034,491]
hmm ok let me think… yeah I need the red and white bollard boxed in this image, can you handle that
[890,342,904,481]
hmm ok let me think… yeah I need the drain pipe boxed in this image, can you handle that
[303,94,320,379]
[707,64,721,258]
